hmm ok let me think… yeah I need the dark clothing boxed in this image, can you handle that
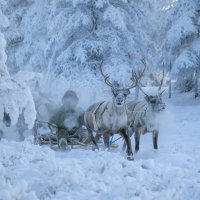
[49,106,87,143]
[49,106,84,131]
[48,90,87,144]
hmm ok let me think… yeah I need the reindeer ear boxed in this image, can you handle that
[124,89,130,96]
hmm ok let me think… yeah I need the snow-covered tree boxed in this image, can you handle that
[2,0,200,100]
[0,1,9,77]
[159,0,200,94]
[0,1,36,140]
[2,1,153,91]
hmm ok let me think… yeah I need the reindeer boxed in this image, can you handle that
[124,60,165,152]
[84,61,140,160]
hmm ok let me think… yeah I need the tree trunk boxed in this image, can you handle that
[194,68,199,98]
[169,62,172,99]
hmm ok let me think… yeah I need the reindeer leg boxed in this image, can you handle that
[122,140,126,151]
[135,127,140,153]
[95,132,102,143]
[103,132,110,150]
[121,128,134,160]
[91,131,99,150]
[86,126,99,150]
[122,127,134,151]
[152,130,158,149]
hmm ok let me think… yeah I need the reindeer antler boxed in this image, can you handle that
[130,58,148,96]
[99,60,118,90]
[140,58,147,79]
[124,70,137,90]
[100,61,138,91]
[127,58,147,90]
[137,83,149,96]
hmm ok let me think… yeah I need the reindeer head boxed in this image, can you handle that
[112,89,130,107]
[99,61,137,108]
[136,60,166,112]
[144,94,165,111]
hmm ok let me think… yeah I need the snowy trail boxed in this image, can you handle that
[0,100,200,200]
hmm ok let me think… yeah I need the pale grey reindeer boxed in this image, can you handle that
[124,60,165,152]
[84,61,140,160]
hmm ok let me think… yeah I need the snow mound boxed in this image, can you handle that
[1,96,200,200]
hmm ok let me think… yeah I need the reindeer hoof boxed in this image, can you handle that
[127,155,134,161]
[110,143,118,148]
[92,145,99,151]
[58,138,68,150]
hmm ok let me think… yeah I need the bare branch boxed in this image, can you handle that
[158,61,165,91]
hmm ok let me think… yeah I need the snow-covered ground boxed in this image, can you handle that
[0,93,200,200]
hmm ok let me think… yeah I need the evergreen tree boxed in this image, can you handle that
[160,0,200,93]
